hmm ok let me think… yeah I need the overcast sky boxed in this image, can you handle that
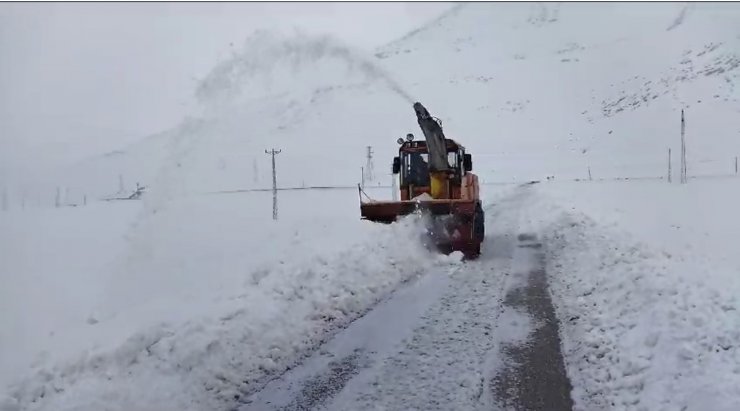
[0,2,451,175]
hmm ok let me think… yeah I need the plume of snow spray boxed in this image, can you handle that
[104,31,416,316]
[196,30,415,107]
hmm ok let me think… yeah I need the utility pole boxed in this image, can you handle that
[735,156,738,175]
[680,109,687,184]
[365,146,375,183]
[668,148,672,183]
[55,187,61,208]
[588,166,592,181]
[253,158,259,184]
[265,148,281,220]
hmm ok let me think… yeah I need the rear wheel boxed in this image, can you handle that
[474,202,485,242]
[461,243,481,260]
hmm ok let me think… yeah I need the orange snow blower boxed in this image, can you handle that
[359,102,484,258]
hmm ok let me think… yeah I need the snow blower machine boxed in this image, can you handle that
[359,102,484,258]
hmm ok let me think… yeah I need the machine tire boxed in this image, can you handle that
[474,202,485,242]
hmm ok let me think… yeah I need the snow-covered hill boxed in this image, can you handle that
[42,2,740,202]
[377,2,740,180]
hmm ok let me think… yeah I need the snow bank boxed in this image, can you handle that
[545,211,740,411]
[1,195,460,411]
[518,181,740,411]
[0,201,141,388]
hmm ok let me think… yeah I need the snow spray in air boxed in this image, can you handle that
[104,31,417,315]
[195,30,415,107]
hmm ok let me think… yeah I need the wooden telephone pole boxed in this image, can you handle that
[265,149,281,220]
[680,110,687,184]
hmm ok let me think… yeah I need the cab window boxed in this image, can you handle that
[402,152,430,186]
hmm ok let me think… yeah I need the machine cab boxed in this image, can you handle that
[392,138,473,201]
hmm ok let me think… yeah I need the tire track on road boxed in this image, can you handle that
[492,231,574,411]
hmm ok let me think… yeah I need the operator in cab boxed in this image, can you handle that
[407,152,430,186]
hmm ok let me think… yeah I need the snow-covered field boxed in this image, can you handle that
[3,2,740,410]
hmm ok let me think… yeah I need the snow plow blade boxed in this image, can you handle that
[360,199,484,258]
[360,199,473,222]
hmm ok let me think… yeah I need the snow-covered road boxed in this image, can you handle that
[239,186,573,411]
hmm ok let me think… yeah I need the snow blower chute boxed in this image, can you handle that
[359,102,485,258]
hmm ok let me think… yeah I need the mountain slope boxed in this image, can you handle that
[376,2,740,180]
[47,2,740,201]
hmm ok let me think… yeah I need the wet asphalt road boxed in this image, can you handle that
[493,233,574,411]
